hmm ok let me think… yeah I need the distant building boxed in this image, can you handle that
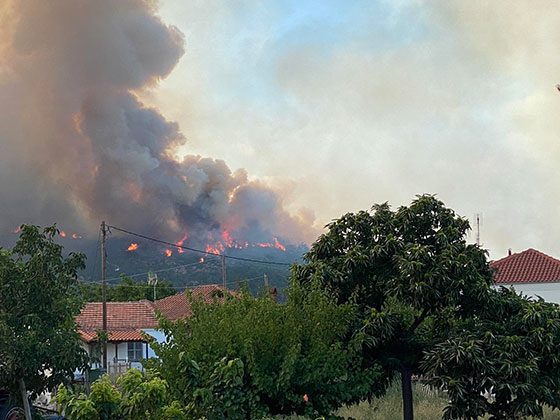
[76,284,229,374]
[491,248,560,304]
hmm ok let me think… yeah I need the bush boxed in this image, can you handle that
[56,369,186,419]
[150,284,381,418]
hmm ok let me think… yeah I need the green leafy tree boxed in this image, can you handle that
[0,225,88,399]
[80,274,176,302]
[57,369,186,419]
[291,195,494,420]
[422,287,560,419]
[149,284,380,418]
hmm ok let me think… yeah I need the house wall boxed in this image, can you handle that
[142,329,168,358]
[82,341,152,369]
[497,282,560,304]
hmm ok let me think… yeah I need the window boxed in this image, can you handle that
[127,342,144,362]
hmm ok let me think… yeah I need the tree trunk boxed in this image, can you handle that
[401,366,413,420]
[18,378,32,420]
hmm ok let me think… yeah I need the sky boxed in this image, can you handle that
[1,0,560,260]
[140,0,560,259]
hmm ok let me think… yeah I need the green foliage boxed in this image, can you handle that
[89,375,121,419]
[422,287,560,419]
[150,285,380,418]
[290,195,495,416]
[0,225,88,397]
[117,368,171,418]
[57,369,186,419]
[80,273,176,302]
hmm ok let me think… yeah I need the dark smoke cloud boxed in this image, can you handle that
[0,0,316,245]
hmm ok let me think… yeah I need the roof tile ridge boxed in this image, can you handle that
[154,291,182,305]
[528,248,560,266]
[140,299,156,309]
[491,248,535,266]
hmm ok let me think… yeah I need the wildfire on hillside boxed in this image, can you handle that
[121,229,288,258]
[185,231,286,256]
[12,226,84,239]
[175,232,188,254]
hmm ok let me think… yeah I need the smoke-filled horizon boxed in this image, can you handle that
[0,0,318,248]
[147,0,560,260]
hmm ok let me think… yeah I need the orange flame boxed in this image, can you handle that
[72,233,82,239]
[175,232,188,254]
[255,237,286,252]
[59,230,67,238]
[13,226,21,234]
[164,249,173,257]
[205,243,224,255]
[273,237,286,252]
[222,230,234,247]
[127,243,139,252]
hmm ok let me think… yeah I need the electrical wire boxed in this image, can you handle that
[79,274,266,290]
[107,224,293,267]
[83,259,214,284]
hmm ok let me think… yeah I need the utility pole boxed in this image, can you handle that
[221,254,227,289]
[100,221,108,370]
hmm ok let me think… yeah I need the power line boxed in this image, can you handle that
[107,224,293,267]
[81,260,216,285]
[79,275,266,290]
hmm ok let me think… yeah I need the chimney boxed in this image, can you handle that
[508,248,512,256]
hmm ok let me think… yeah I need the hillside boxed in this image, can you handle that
[80,236,307,295]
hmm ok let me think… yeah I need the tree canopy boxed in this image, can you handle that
[79,274,176,302]
[422,287,560,420]
[0,225,88,397]
[291,194,495,419]
[57,369,186,420]
[149,285,380,418]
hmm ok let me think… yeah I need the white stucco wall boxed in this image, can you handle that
[142,329,168,358]
[83,341,152,369]
[81,329,169,372]
[497,282,560,304]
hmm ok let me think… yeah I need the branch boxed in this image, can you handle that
[409,308,429,333]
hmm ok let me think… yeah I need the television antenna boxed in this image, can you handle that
[148,271,158,301]
[475,213,483,246]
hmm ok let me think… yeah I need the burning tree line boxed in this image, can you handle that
[124,229,287,258]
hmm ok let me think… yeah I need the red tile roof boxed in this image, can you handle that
[154,284,230,321]
[76,284,230,342]
[79,329,147,343]
[491,248,560,284]
[76,300,158,330]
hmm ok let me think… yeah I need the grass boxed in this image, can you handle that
[335,382,560,419]
[336,382,446,420]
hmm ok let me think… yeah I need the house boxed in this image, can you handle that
[491,248,560,304]
[76,300,158,372]
[76,284,228,373]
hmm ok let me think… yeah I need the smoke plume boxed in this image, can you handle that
[0,0,316,247]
